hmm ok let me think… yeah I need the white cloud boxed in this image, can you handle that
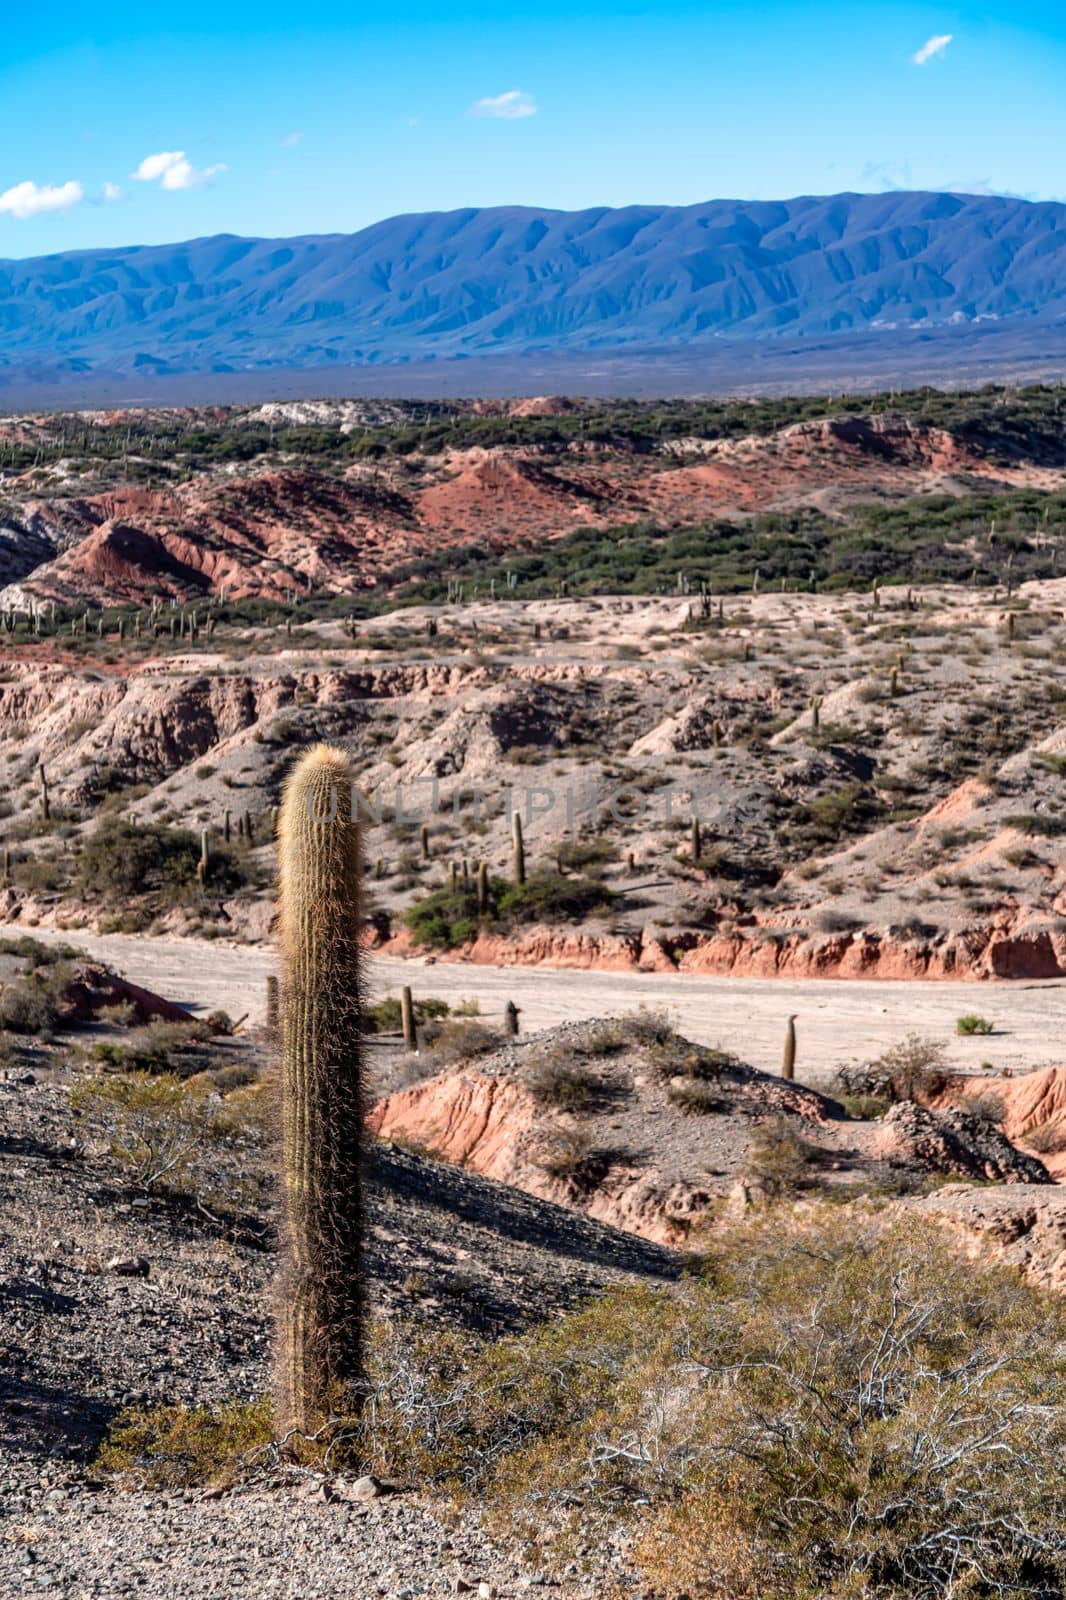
[102,181,124,203]
[0,179,85,220]
[913,33,953,65]
[468,89,537,119]
[131,150,227,190]
[280,131,303,148]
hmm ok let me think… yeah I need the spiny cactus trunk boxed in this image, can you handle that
[276,745,365,1437]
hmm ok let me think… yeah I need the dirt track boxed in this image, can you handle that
[5,924,1064,1081]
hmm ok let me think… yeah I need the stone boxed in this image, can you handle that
[105,1255,150,1277]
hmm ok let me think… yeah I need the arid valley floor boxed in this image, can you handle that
[2,387,1066,1597]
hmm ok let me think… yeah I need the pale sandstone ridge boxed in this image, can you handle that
[914,1184,1066,1293]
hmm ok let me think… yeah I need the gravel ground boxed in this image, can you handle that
[0,1061,676,1599]
[5,925,1066,1082]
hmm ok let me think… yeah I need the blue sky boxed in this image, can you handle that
[1,0,1064,256]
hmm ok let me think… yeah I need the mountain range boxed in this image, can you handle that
[2,190,1065,399]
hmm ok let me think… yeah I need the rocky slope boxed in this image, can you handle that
[1,574,1064,981]
[367,1018,1049,1245]
[2,409,1064,609]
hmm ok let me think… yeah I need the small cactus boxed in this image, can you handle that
[265,974,280,1033]
[504,1000,520,1037]
[782,1014,797,1081]
[512,813,526,886]
[400,985,417,1051]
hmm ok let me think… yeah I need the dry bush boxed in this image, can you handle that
[524,1056,615,1110]
[1024,1119,1066,1155]
[92,1207,1066,1600]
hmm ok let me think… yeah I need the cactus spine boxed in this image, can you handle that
[782,1014,797,1082]
[276,745,365,1435]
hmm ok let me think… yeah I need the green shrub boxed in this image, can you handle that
[524,1057,613,1109]
[360,1209,1066,1600]
[496,871,616,926]
[365,995,451,1033]
[957,1013,995,1036]
[78,817,245,900]
[98,1398,273,1487]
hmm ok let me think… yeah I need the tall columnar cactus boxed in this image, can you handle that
[38,765,50,823]
[476,860,489,914]
[512,813,526,886]
[276,744,365,1436]
[690,815,702,863]
[782,1014,797,1082]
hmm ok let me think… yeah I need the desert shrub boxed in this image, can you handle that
[71,1073,216,1190]
[837,1092,889,1120]
[355,1209,1066,1599]
[97,1000,137,1028]
[403,882,490,949]
[1024,1119,1066,1155]
[98,1398,273,1488]
[0,935,84,966]
[0,970,68,1035]
[1004,812,1066,839]
[621,1006,677,1050]
[365,996,450,1033]
[71,1069,265,1195]
[535,1126,620,1191]
[667,1080,728,1115]
[524,1057,615,1109]
[555,838,616,876]
[405,871,615,948]
[966,1091,1006,1126]
[647,1039,743,1084]
[496,871,616,926]
[957,1013,995,1036]
[78,817,245,900]
[423,1019,501,1067]
[836,1032,951,1103]
[87,1020,210,1075]
[745,1117,826,1196]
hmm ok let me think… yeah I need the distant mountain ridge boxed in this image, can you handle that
[1,191,1065,390]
